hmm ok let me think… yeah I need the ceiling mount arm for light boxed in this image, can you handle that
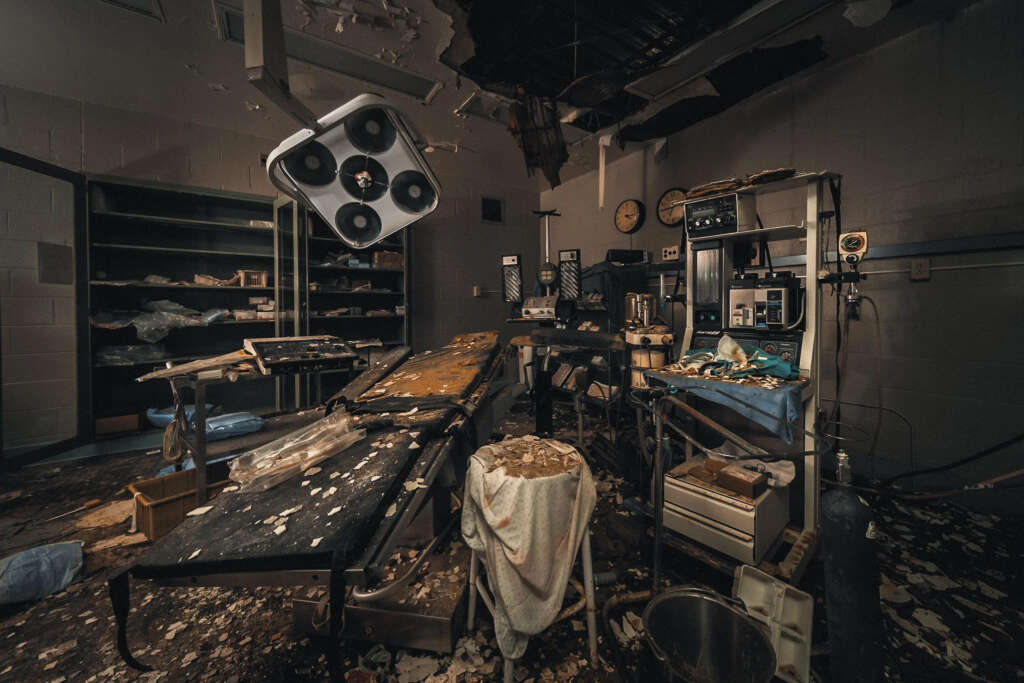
[243,0,320,131]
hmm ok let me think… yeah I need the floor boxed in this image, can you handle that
[0,400,1021,682]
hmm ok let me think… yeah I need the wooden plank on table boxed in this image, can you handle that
[135,350,253,382]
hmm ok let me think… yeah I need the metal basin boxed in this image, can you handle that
[642,588,776,683]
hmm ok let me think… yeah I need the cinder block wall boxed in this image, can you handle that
[0,84,280,452]
[0,162,77,449]
[408,147,541,351]
[0,82,541,451]
[540,0,1024,510]
[0,85,278,194]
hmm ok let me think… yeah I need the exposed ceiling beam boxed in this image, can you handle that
[625,0,836,101]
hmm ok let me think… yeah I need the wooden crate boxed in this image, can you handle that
[95,414,141,435]
[237,269,269,287]
[128,461,232,541]
[372,250,403,269]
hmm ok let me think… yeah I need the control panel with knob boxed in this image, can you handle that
[684,192,756,238]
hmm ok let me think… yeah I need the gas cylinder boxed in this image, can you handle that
[821,486,885,682]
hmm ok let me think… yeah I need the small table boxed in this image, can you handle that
[138,340,358,504]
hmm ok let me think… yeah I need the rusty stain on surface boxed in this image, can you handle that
[356,331,498,401]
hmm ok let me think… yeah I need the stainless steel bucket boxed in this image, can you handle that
[625,292,640,324]
[636,293,656,327]
[642,588,776,683]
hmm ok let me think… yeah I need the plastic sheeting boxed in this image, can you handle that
[461,436,596,659]
[676,334,799,381]
[0,541,83,605]
[229,410,365,492]
[145,408,263,441]
[145,405,214,428]
[95,344,169,366]
[132,308,230,343]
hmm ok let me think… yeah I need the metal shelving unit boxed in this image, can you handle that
[85,177,282,438]
[663,171,833,583]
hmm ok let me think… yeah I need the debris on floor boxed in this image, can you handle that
[0,401,1020,682]
[86,533,148,553]
[72,499,133,529]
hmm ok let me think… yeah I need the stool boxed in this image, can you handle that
[466,530,598,683]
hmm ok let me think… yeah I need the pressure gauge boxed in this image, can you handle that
[840,234,865,252]
[839,231,868,265]
[656,188,687,227]
[614,199,645,234]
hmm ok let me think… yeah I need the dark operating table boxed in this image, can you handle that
[110,331,522,669]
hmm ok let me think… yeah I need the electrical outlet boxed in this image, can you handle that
[661,244,680,261]
[910,258,930,281]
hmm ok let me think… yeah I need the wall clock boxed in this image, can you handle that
[614,199,645,234]
[657,187,688,227]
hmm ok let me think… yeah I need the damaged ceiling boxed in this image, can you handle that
[442,0,770,133]
[440,0,978,147]
[0,0,981,188]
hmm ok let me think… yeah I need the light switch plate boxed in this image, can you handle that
[910,258,930,281]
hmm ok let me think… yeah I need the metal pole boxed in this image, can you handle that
[544,214,551,263]
[576,392,585,451]
[194,382,208,505]
[662,394,769,457]
[636,406,650,465]
[652,411,665,593]
[581,532,598,662]
[466,551,478,630]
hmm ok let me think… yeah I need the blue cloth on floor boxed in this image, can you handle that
[0,542,83,605]
[643,370,806,443]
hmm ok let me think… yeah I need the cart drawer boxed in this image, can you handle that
[665,476,757,533]
[664,500,756,564]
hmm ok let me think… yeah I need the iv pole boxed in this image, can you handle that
[533,209,561,296]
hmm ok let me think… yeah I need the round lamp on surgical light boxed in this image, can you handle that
[537,261,558,288]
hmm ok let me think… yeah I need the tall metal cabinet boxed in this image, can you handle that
[79,180,408,441]
[86,177,288,438]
